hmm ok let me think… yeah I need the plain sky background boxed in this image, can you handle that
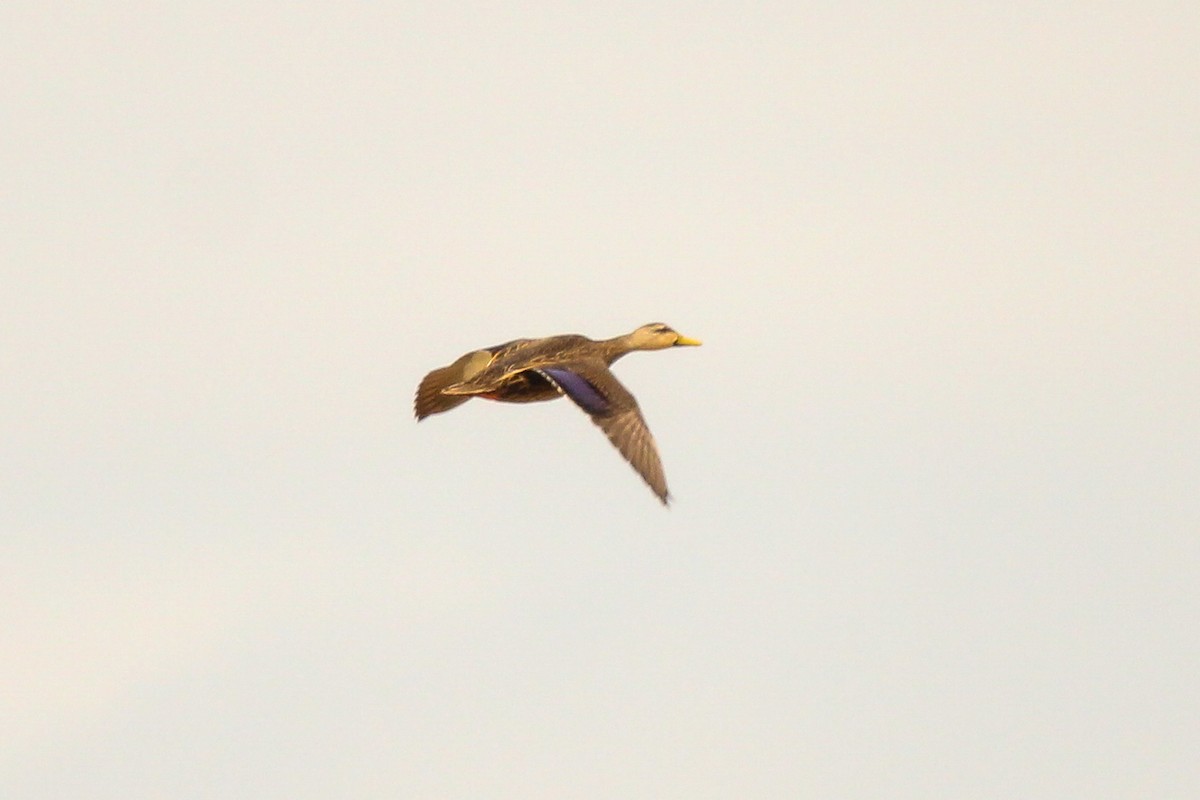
[3,2,1198,798]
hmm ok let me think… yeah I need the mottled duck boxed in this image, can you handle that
[415,323,701,504]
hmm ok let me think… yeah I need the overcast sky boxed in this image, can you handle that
[3,2,1198,798]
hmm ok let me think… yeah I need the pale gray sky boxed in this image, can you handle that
[3,2,1198,798]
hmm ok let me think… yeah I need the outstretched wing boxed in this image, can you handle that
[537,362,669,504]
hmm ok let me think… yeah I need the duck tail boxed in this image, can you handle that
[413,350,493,420]
[414,364,473,419]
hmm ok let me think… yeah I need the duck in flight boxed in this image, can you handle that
[415,323,701,504]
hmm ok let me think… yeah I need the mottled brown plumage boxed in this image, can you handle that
[414,323,701,504]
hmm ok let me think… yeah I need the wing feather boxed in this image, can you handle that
[537,361,669,504]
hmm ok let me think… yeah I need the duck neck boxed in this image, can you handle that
[598,333,639,365]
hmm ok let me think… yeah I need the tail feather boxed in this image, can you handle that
[414,350,493,419]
